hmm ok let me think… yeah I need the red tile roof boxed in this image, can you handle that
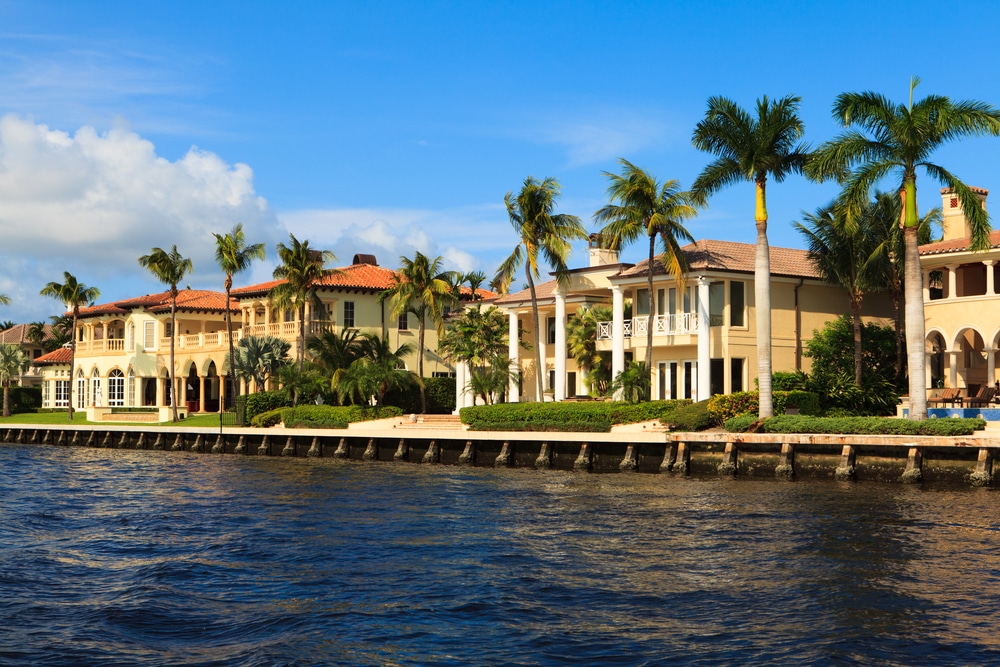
[232,262,401,298]
[494,280,558,305]
[33,347,71,365]
[919,230,1000,256]
[74,289,238,319]
[0,323,52,345]
[618,239,822,280]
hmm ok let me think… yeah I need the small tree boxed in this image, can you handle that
[0,344,28,417]
[234,334,291,393]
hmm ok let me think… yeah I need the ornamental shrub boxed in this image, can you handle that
[459,400,691,430]
[669,400,714,432]
[707,390,820,425]
[724,414,758,432]
[384,376,456,414]
[251,404,404,428]
[754,415,984,436]
[243,390,291,425]
[9,386,41,414]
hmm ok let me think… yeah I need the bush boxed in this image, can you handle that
[383,376,456,414]
[753,415,985,436]
[669,400,715,432]
[251,408,284,428]
[724,414,758,432]
[772,371,810,391]
[251,404,404,428]
[243,390,291,425]
[9,386,41,414]
[460,400,691,430]
[466,420,611,433]
[707,390,820,424]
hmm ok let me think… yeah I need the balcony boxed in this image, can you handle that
[596,313,699,340]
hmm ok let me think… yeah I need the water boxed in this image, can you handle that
[2,445,1000,666]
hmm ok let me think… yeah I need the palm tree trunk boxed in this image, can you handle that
[851,296,863,386]
[904,225,927,419]
[646,232,655,369]
[526,266,544,402]
[170,295,178,422]
[418,317,427,414]
[755,180,774,418]
[68,311,77,421]
[225,280,237,413]
[4,383,9,418]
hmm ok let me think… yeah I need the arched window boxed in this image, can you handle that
[91,368,102,408]
[76,368,87,410]
[126,368,135,407]
[109,369,125,407]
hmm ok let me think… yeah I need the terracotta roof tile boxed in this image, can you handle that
[494,280,557,305]
[232,262,400,297]
[618,239,823,280]
[919,230,1000,256]
[33,347,71,365]
[75,289,238,319]
[0,323,52,344]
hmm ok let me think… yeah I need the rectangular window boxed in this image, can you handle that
[710,358,724,395]
[709,282,725,327]
[668,288,676,316]
[546,317,556,345]
[548,369,555,393]
[682,287,692,314]
[43,381,50,407]
[55,380,69,407]
[636,288,650,316]
[656,289,665,316]
[730,282,745,327]
[431,371,456,378]
[343,301,355,328]
[164,321,173,338]
[397,312,409,331]
[731,358,745,393]
[143,321,156,350]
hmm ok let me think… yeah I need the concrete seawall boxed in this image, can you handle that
[3,422,999,486]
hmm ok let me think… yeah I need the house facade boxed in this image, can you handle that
[469,236,895,408]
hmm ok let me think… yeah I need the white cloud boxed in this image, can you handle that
[0,114,283,323]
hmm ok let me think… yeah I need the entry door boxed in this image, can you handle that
[658,362,668,400]
[683,361,694,399]
[567,372,577,398]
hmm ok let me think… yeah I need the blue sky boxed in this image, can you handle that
[1,0,1000,323]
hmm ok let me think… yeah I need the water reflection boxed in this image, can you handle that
[2,444,1000,665]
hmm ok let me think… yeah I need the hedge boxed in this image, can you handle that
[250,404,404,428]
[725,415,985,436]
[466,420,612,433]
[707,390,820,424]
[241,390,291,426]
[383,377,456,414]
[8,386,41,414]
[460,400,692,429]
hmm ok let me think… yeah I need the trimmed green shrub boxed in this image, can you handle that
[9,386,41,414]
[251,408,284,428]
[669,400,715,432]
[707,390,820,424]
[754,415,985,436]
[772,371,810,391]
[466,420,611,433]
[460,400,692,430]
[251,404,404,429]
[383,376,456,414]
[724,414,758,432]
[244,390,291,425]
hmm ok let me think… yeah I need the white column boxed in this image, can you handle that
[508,312,520,403]
[986,261,996,296]
[612,285,625,400]
[922,271,931,302]
[947,264,958,299]
[948,351,958,389]
[697,276,711,401]
[925,352,934,392]
[554,289,566,401]
[987,347,997,388]
[453,362,466,414]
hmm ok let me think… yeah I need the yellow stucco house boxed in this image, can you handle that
[475,235,894,407]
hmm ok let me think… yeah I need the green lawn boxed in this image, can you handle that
[0,412,241,428]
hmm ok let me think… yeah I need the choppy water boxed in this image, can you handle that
[2,444,1000,666]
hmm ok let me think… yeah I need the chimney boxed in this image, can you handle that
[940,187,988,241]
[588,233,619,267]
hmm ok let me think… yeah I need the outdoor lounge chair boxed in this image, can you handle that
[965,386,997,408]
[928,387,962,407]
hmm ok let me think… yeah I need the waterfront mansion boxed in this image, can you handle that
[32,186,1000,413]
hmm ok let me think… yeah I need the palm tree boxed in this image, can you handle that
[270,233,335,377]
[464,271,487,301]
[40,272,100,420]
[384,252,455,413]
[0,343,27,417]
[566,304,613,396]
[47,315,72,352]
[438,305,515,405]
[865,191,941,386]
[795,203,883,386]
[594,159,697,369]
[234,334,291,392]
[808,77,1000,419]
[26,321,48,347]
[692,95,809,418]
[138,245,193,422]
[493,176,587,401]
[338,333,418,409]
[213,223,266,409]
[306,328,364,403]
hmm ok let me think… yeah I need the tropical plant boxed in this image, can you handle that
[594,159,697,368]
[270,233,335,383]
[337,333,418,409]
[213,223,266,408]
[40,272,100,420]
[464,271,487,300]
[438,304,518,404]
[864,191,941,386]
[306,327,364,402]
[794,202,883,386]
[47,315,72,352]
[138,245,192,422]
[26,321,48,348]
[565,304,613,396]
[234,334,291,393]
[808,77,1000,419]
[492,176,587,401]
[0,343,28,417]
[383,252,455,413]
[692,95,809,418]
[608,360,650,404]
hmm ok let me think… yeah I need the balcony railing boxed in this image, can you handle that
[596,313,699,340]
